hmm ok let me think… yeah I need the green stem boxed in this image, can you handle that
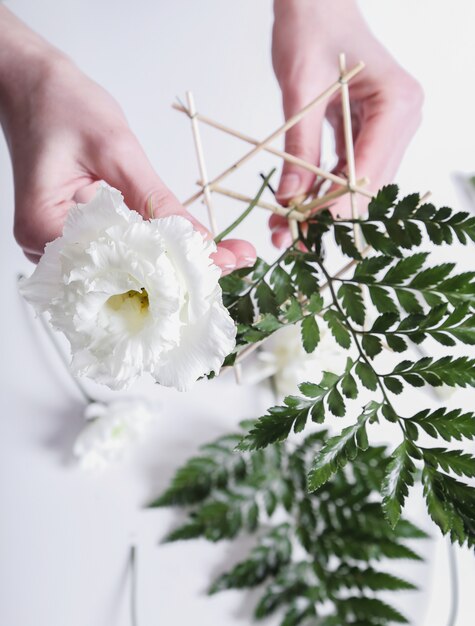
[214,168,276,243]
[314,259,399,418]
[130,544,138,626]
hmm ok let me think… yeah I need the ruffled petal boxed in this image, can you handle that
[153,294,236,391]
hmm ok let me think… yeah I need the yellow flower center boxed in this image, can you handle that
[105,288,150,333]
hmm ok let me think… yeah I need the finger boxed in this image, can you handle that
[73,181,100,203]
[14,195,76,257]
[269,213,288,231]
[24,251,41,264]
[95,137,214,241]
[211,246,236,276]
[276,86,327,205]
[218,238,256,269]
[271,226,293,249]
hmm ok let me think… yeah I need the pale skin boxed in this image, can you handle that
[0,2,423,262]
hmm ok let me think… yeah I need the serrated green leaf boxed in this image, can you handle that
[369,285,399,314]
[362,334,383,358]
[308,409,375,491]
[408,408,475,442]
[382,441,416,527]
[324,309,352,348]
[341,372,358,399]
[301,315,320,353]
[270,265,294,305]
[422,448,475,478]
[338,283,365,325]
[255,281,278,315]
[355,361,378,390]
[334,224,362,259]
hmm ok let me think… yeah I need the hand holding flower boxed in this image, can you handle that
[0,6,256,273]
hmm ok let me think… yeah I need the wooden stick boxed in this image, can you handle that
[288,217,299,241]
[419,191,432,204]
[181,62,365,207]
[338,53,362,251]
[301,176,371,217]
[173,103,375,198]
[210,184,307,221]
[186,91,218,234]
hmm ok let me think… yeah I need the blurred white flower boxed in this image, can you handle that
[243,321,347,398]
[20,184,236,391]
[74,399,157,470]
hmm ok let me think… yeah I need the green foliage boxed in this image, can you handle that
[382,441,416,528]
[222,184,475,550]
[307,403,378,491]
[217,182,475,558]
[154,424,426,625]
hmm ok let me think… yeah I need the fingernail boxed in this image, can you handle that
[221,263,235,274]
[241,256,256,268]
[277,173,302,200]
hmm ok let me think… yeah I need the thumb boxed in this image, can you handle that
[98,140,211,237]
[277,87,327,206]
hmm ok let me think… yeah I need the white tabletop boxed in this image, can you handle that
[1,1,474,625]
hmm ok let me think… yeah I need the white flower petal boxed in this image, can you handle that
[18,238,63,310]
[154,296,236,391]
[20,184,236,391]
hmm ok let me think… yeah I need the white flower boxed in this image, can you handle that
[243,321,347,398]
[20,184,236,391]
[74,399,157,470]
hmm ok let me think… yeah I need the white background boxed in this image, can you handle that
[0,1,474,625]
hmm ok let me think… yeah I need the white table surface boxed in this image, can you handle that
[0,1,474,625]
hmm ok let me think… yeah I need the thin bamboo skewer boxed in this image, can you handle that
[420,191,432,204]
[338,53,362,251]
[181,62,365,207]
[173,103,374,199]
[210,184,307,221]
[288,214,300,241]
[173,103,374,203]
[301,176,370,217]
[185,91,218,235]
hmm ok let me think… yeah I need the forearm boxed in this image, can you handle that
[0,6,64,132]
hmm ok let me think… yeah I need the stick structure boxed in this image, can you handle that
[210,184,307,221]
[301,177,370,217]
[181,63,365,207]
[338,53,362,250]
[173,103,373,200]
[175,56,425,380]
[185,91,218,234]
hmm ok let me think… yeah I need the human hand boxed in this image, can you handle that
[0,7,255,272]
[270,0,424,248]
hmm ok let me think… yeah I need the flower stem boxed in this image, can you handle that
[130,543,138,626]
[446,538,459,626]
[214,168,276,243]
